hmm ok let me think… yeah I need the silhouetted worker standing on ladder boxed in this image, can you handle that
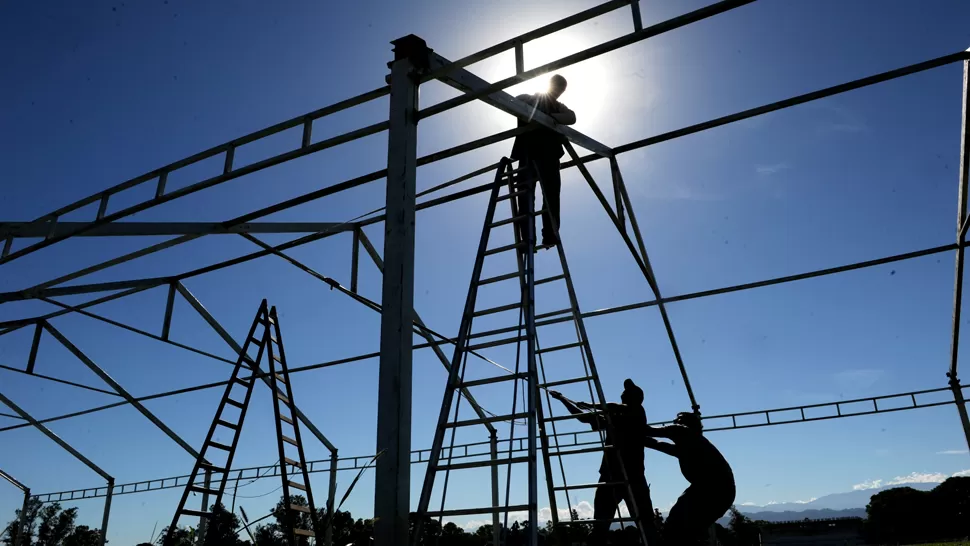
[642,411,736,546]
[510,74,576,250]
[550,379,661,545]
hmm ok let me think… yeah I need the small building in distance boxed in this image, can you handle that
[759,517,865,546]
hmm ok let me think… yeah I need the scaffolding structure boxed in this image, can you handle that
[1,1,970,545]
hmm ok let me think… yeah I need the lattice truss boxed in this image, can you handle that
[1,1,969,545]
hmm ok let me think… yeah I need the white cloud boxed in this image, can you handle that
[937,449,969,455]
[793,498,818,504]
[852,469,970,491]
[755,163,789,176]
[455,500,600,531]
[852,479,883,491]
[885,472,949,485]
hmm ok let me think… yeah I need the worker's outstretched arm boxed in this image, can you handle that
[643,437,680,458]
[549,391,598,426]
[643,424,689,441]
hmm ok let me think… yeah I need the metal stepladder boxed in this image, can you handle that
[414,158,652,545]
[165,300,321,546]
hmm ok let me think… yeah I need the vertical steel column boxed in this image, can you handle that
[375,34,427,546]
[16,488,29,546]
[949,57,970,453]
[489,431,500,546]
[197,469,212,544]
[326,453,338,546]
[351,228,360,294]
[0,469,30,546]
[99,479,113,546]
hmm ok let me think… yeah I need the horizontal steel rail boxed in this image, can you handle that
[0,222,350,238]
[3,46,964,310]
[417,0,757,120]
[30,383,967,503]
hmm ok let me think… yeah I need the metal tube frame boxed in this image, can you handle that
[1,1,969,539]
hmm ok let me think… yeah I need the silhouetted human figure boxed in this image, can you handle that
[509,74,576,250]
[642,411,736,546]
[549,379,661,545]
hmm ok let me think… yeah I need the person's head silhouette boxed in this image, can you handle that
[620,378,644,407]
[674,411,703,432]
[547,74,568,100]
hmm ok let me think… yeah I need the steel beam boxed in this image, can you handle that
[41,322,204,461]
[949,58,970,452]
[375,34,425,546]
[0,222,348,239]
[0,391,112,482]
[172,282,338,453]
[428,52,613,157]
[564,142,699,412]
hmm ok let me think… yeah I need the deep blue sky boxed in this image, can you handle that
[3,0,970,543]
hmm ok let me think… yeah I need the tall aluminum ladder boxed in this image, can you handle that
[164,300,320,546]
[413,158,651,545]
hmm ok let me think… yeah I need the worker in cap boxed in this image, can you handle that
[642,411,736,545]
[550,379,660,545]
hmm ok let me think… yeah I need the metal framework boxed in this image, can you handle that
[2,1,970,545]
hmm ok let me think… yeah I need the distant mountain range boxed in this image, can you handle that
[714,482,938,525]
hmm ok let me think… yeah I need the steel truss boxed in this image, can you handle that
[1,0,970,544]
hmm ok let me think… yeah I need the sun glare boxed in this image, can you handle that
[515,34,610,130]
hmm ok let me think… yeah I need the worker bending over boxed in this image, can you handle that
[642,412,736,545]
[509,74,576,250]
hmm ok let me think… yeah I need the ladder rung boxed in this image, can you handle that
[293,529,314,537]
[554,481,625,491]
[536,274,566,285]
[232,376,251,386]
[549,445,614,457]
[489,213,539,228]
[247,336,262,346]
[426,504,531,518]
[501,164,532,178]
[288,480,307,491]
[274,373,287,382]
[282,435,299,446]
[537,341,584,355]
[216,419,239,430]
[473,301,521,317]
[477,271,520,286]
[277,392,290,404]
[280,414,294,425]
[270,335,279,343]
[267,317,276,325]
[435,456,530,471]
[467,335,529,351]
[272,354,283,363]
[225,398,245,409]
[445,412,528,428]
[189,485,220,496]
[290,504,311,513]
[198,462,226,473]
[180,509,211,518]
[497,188,529,202]
[484,241,527,256]
[535,308,572,321]
[543,411,603,424]
[209,441,232,451]
[284,457,302,468]
[540,376,594,388]
[458,373,528,388]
